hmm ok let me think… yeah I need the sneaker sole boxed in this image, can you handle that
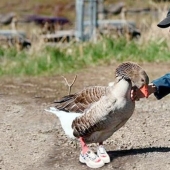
[79,155,105,168]
[99,156,110,163]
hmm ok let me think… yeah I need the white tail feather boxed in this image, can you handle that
[45,107,82,139]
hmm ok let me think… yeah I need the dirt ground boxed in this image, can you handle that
[0,62,170,170]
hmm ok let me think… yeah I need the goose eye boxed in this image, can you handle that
[141,78,144,82]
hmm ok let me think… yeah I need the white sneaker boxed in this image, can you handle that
[79,150,105,168]
[97,145,110,163]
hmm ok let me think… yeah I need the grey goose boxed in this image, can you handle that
[45,62,149,168]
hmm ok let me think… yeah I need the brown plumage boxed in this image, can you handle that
[51,62,149,144]
[45,62,149,167]
[54,86,108,113]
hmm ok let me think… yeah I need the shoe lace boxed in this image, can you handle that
[86,151,98,161]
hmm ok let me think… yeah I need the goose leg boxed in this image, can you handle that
[97,142,110,163]
[79,137,105,168]
[79,137,89,154]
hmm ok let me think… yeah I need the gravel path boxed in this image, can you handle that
[0,63,170,170]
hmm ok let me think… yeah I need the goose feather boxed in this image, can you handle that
[46,62,149,144]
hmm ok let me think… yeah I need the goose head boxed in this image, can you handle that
[115,62,149,98]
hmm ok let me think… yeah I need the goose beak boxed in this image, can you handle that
[139,85,149,98]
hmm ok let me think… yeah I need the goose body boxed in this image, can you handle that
[46,80,134,141]
[45,62,149,168]
[72,78,135,144]
[45,86,108,138]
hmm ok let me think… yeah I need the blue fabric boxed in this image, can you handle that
[152,73,170,100]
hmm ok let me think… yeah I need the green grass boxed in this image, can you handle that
[0,36,170,76]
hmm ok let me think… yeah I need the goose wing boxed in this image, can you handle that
[72,95,117,138]
[54,86,109,113]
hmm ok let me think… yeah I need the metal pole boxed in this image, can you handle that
[93,0,98,40]
[76,0,85,41]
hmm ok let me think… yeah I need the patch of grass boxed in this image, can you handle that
[0,36,170,76]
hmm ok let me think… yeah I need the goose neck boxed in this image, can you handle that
[112,78,132,98]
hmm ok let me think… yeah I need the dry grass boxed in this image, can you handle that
[0,1,170,76]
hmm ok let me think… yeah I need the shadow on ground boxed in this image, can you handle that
[109,147,170,161]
